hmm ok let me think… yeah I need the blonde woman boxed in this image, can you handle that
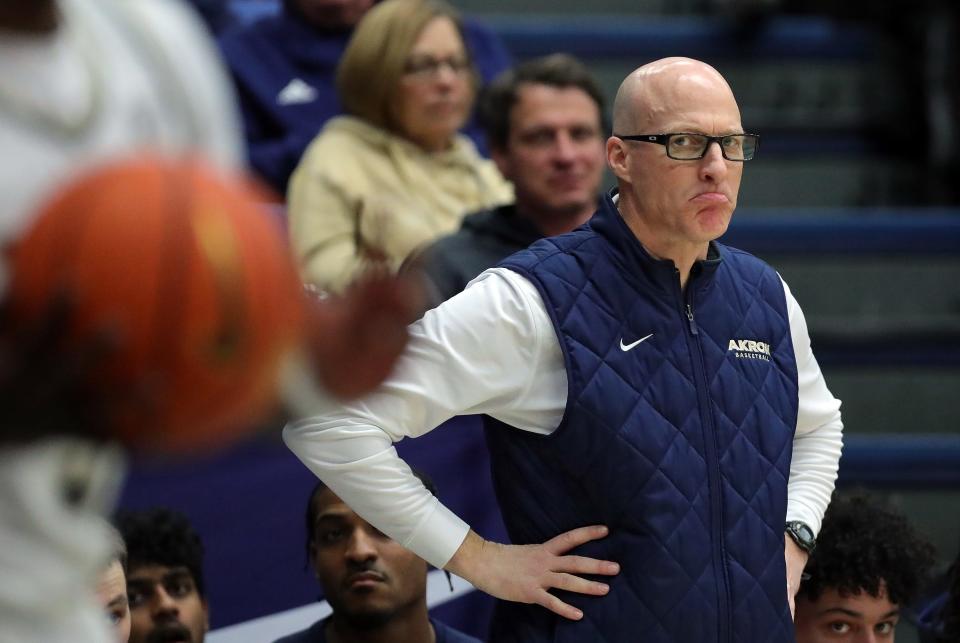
[287,0,512,293]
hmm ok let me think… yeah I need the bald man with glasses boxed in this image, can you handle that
[285,56,843,643]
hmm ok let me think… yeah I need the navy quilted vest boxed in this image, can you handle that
[485,194,799,643]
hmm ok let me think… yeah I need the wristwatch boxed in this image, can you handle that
[785,521,816,554]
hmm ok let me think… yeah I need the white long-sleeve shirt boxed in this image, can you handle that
[284,267,844,570]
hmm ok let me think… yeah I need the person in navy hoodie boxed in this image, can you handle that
[284,57,844,643]
[218,0,510,194]
[184,0,235,34]
[273,471,478,643]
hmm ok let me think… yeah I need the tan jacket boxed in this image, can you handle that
[287,116,512,293]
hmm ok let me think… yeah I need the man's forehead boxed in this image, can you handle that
[312,487,363,521]
[631,70,738,127]
[812,586,899,619]
[127,564,192,582]
[655,117,744,134]
[635,98,741,133]
[513,84,598,119]
[516,81,592,103]
[97,562,127,600]
[315,502,362,523]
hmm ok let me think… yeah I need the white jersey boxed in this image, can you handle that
[0,1,242,641]
[0,0,242,293]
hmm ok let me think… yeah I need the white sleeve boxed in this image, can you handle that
[283,268,567,568]
[0,439,125,643]
[782,277,844,535]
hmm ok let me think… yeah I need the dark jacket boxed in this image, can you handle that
[485,193,800,642]
[272,616,481,643]
[414,204,545,306]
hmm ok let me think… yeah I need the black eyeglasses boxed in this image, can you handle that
[615,132,759,161]
[403,55,471,80]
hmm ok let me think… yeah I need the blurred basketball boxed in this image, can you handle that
[5,155,306,451]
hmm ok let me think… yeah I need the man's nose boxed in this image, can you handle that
[152,586,179,619]
[552,132,577,165]
[345,529,379,562]
[698,141,728,182]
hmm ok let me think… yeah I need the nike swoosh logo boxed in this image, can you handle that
[619,333,653,351]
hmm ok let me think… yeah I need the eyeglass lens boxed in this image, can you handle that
[404,56,470,78]
[667,134,757,160]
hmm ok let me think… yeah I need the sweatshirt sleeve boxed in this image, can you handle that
[782,277,844,535]
[286,155,375,295]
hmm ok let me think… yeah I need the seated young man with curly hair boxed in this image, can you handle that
[795,495,938,643]
[115,508,209,643]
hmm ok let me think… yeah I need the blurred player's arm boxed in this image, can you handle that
[304,270,423,401]
[283,269,619,619]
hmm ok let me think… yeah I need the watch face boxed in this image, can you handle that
[787,521,816,551]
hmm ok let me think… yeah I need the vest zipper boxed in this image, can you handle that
[681,292,732,643]
[686,304,698,335]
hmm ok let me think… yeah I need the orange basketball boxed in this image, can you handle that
[6,155,306,452]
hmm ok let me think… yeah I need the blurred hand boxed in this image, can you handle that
[445,527,620,621]
[785,534,809,620]
[304,270,424,400]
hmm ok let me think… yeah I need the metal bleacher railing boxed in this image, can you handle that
[479,14,874,61]
[228,2,873,61]
[723,212,960,366]
[723,213,960,489]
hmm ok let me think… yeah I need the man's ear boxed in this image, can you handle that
[202,597,210,632]
[606,136,630,182]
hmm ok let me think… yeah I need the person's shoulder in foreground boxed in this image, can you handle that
[794,494,937,643]
[433,617,481,642]
[272,618,324,643]
[273,618,479,643]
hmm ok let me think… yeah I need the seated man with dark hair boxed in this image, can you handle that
[274,469,478,643]
[795,495,937,643]
[116,508,209,643]
[410,53,607,308]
